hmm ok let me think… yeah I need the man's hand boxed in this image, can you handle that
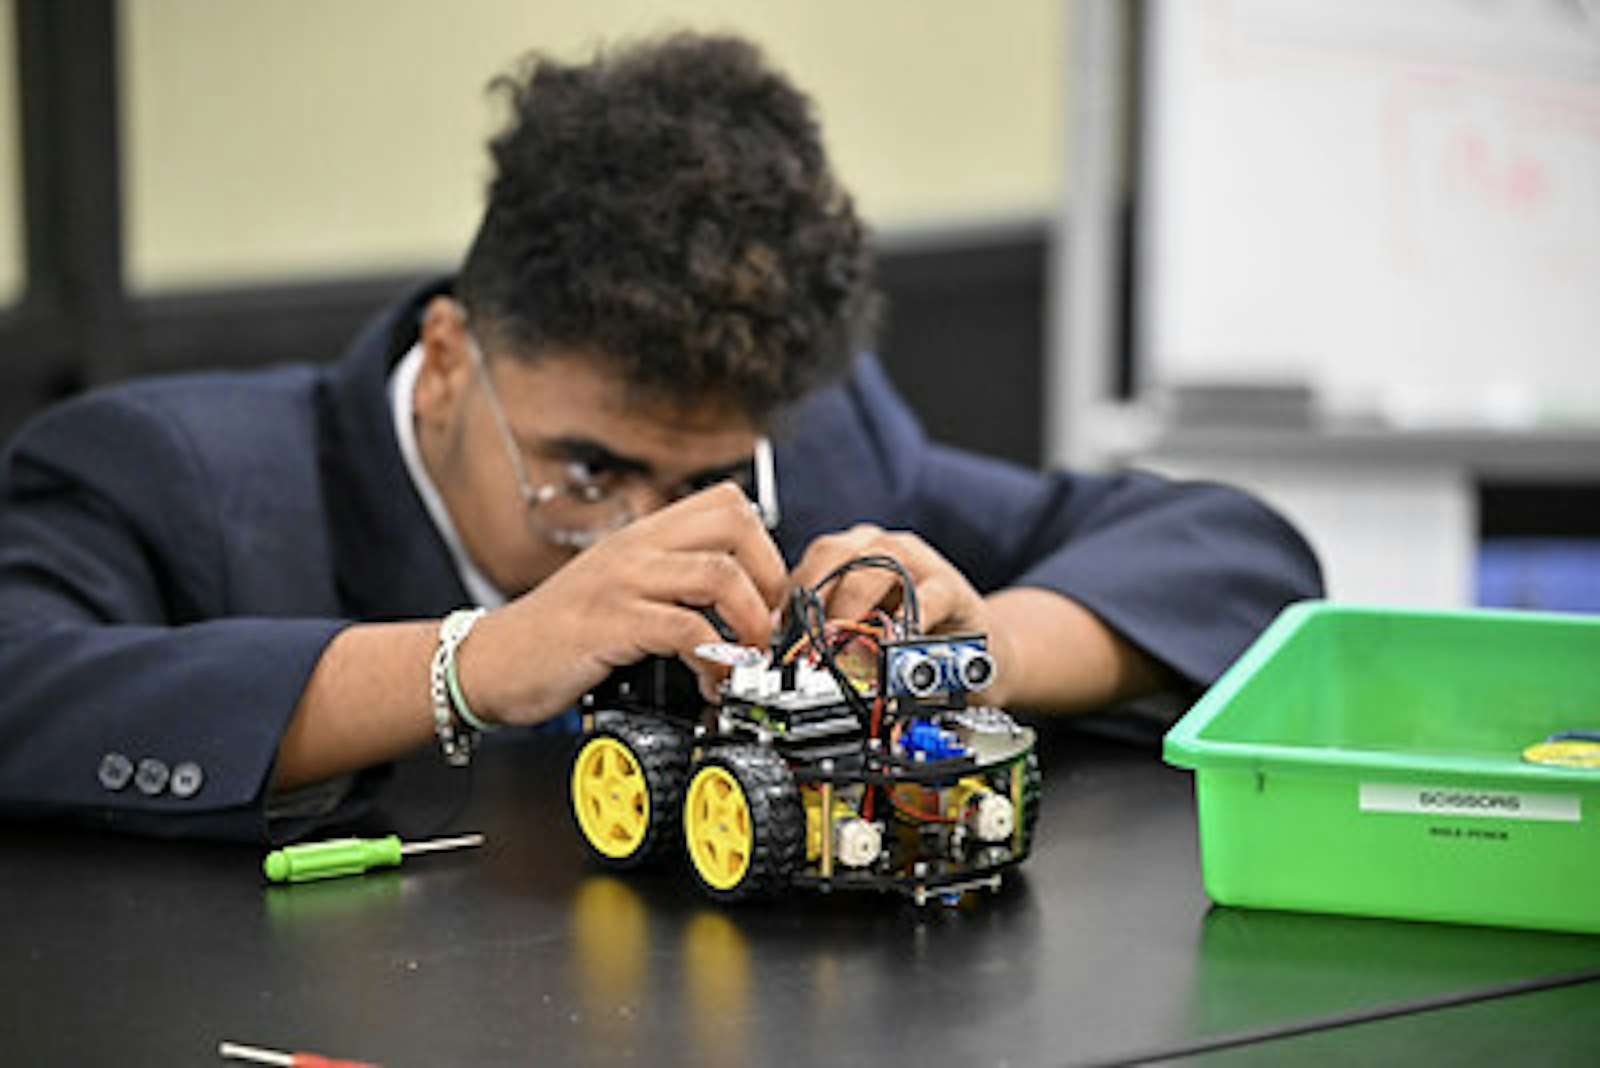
[789,522,995,640]
[789,524,1172,715]
[275,483,783,790]
[461,482,786,725]
[789,525,1034,706]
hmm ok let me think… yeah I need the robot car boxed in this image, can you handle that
[567,555,1040,905]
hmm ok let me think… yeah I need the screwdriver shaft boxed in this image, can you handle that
[220,1042,292,1065]
[220,1040,380,1067]
[399,832,485,856]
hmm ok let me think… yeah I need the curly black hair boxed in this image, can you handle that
[456,32,880,422]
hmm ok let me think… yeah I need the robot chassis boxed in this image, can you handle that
[568,560,1040,905]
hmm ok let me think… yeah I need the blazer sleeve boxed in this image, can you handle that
[777,356,1324,688]
[0,390,348,840]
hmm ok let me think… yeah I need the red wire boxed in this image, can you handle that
[888,788,956,824]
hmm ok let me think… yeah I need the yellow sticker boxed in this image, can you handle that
[1522,740,1600,769]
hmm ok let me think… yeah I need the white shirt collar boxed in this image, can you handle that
[389,343,507,609]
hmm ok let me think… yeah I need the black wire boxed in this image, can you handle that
[809,553,921,635]
[772,552,922,730]
[790,585,875,725]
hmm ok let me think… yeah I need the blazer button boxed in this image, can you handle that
[135,757,171,796]
[98,752,134,792]
[170,761,204,799]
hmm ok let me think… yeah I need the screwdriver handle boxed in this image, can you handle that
[263,835,402,883]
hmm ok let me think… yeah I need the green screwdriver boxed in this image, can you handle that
[263,833,485,883]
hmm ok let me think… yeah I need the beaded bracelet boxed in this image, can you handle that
[430,608,487,766]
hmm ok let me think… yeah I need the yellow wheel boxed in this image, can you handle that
[573,737,649,859]
[683,745,803,901]
[569,714,689,869]
[685,766,753,891]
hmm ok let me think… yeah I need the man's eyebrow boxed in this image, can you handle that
[684,457,756,486]
[543,435,754,488]
[544,436,652,477]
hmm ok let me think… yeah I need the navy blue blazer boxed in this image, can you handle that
[0,282,1320,840]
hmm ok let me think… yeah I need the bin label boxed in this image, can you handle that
[1359,783,1580,822]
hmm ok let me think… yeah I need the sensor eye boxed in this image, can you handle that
[957,648,995,692]
[898,653,942,697]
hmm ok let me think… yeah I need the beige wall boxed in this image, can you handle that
[0,5,20,304]
[120,0,1068,293]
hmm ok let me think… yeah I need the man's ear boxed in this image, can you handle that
[414,296,475,427]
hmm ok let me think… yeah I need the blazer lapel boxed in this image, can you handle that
[317,280,471,620]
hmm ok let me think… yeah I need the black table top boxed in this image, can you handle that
[5,725,1599,1066]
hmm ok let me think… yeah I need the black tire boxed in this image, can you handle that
[1019,748,1042,851]
[682,744,803,902]
[570,712,691,870]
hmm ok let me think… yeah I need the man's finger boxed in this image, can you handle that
[817,567,902,623]
[626,601,728,663]
[627,549,776,649]
[624,484,787,609]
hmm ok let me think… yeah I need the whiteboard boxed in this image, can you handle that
[1136,0,1600,429]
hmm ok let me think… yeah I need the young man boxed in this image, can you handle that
[0,34,1320,841]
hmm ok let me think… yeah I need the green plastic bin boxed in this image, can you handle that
[1164,602,1600,933]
